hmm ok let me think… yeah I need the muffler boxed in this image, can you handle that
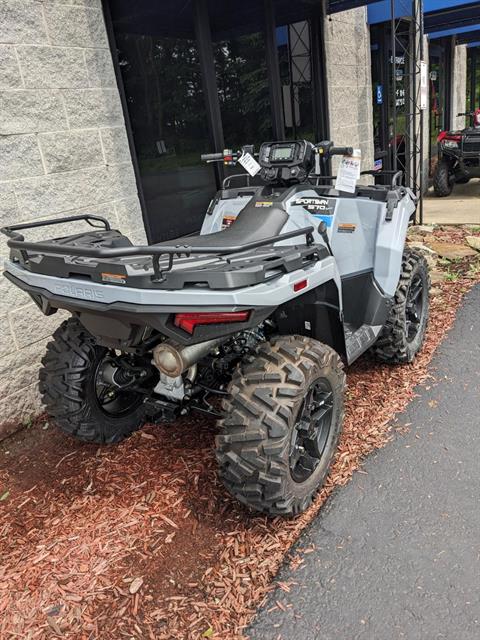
[152,336,226,378]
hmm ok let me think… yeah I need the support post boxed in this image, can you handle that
[194,0,225,161]
[264,0,285,140]
[311,0,330,142]
[470,48,477,111]
[390,0,397,173]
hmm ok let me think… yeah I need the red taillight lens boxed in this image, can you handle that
[174,311,250,334]
[293,279,308,292]
[438,132,461,143]
[446,134,461,143]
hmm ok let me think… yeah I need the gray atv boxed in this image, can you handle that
[1,139,429,516]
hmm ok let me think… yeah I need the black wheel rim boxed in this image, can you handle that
[94,352,145,417]
[405,273,424,342]
[289,378,334,484]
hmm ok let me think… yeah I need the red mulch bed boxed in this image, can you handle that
[0,227,479,639]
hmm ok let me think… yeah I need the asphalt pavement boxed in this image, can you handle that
[249,284,480,640]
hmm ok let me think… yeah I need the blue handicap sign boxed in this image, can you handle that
[376,85,383,105]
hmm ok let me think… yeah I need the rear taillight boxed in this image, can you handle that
[438,131,461,143]
[174,311,250,334]
[293,279,308,292]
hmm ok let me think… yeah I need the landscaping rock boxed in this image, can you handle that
[408,225,435,239]
[465,236,480,252]
[416,225,435,235]
[406,234,426,244]
[430,270,447,285]
[408,242,437,255]
[426,241,477,260]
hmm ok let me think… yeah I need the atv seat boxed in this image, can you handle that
[162,200,289,249]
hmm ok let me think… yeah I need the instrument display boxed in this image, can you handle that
[270,144,295,162]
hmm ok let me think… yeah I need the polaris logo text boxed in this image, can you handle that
[54,284,105,300]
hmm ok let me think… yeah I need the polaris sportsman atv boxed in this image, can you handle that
[1,139,429,516]
[433,108,480,197]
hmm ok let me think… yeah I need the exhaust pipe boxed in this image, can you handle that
[153,336,226,378]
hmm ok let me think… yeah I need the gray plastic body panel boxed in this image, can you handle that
[202,185,414,297]
[4,256,343,310]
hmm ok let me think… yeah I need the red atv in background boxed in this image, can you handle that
[433,108,480,197]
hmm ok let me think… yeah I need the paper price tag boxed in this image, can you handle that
[335,149,362,194]
[238,152,261,177]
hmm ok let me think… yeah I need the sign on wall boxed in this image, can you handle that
[420,61,428,110]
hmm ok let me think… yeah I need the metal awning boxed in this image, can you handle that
[457,29,480,44]
[428,24,480,41]
[328,0,379,14]
[366,0,480,31]
[424,1,480,34]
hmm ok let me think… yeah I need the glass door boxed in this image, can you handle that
[110,1,217,242]
[369,21,410,182]
[429,44,445,164]
[107,0,329,242]
[276,21,315,142]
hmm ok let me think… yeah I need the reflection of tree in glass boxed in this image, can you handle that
[214,33,273,148]
[117,31,275,170]
[118,34,210,170]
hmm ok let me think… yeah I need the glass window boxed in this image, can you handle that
[276,21,315,142]
[467,48,480,112]
[108,0,327,242]
[110,4,217,242]
[212,31,273,149]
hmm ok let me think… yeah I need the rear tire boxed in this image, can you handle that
[39,318,147,444]
[433,158,454,197]
[216,336,345,516]
[373,248,430,364]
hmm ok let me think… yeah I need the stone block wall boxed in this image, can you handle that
[0,0,145,437]
[451,44,468,130]
[324,7,375,179]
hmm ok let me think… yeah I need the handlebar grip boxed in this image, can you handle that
[330,146,354,156]
[201,152,224,161]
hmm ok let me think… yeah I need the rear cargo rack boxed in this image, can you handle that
[1,214,316,284]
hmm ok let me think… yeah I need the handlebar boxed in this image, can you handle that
[200,152,226,162]
[329,146,354,156]
[201,143,355,164]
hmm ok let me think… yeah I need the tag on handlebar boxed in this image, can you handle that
[334,148,361,194]
[238,152,261,177]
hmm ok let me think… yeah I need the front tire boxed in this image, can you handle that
[373,248,430,364]
[433,158,454,197]
[216,336,345,516]
[39,318,148,443]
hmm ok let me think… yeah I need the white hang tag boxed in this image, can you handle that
[335,149,362,194]
[238,152,261,177]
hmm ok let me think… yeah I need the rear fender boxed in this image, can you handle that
[272,279,346,358]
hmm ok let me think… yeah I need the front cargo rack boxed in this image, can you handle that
[1,214,322,290]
